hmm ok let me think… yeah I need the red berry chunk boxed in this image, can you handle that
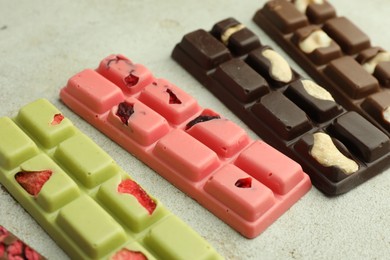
[111,249,147,260]
[235,177,252,188]
[116,102,134,125]
[118,179,157,215]
[186,115,221,129]
[166,89,182,104]
[51,113,64,125]
[124,72,139,87]
[15,170,52,197]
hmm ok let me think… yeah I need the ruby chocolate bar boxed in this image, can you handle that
[60,54,311,238]
[0,225,46,260]
[253,0,390,136]
[171,17,390,195]
[0,99,221,259]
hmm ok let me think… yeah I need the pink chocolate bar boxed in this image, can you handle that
[60,54,311,238]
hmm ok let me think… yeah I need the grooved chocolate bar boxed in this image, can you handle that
[60,54,311,238]
[171,17,390,195]
[0,99,221,259]
[253,0,390,136]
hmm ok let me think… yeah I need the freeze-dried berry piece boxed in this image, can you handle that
[166,89,182,104]
[118,179,157,215]
[0,244,4,258]
[25,246,41,260]
[0,226,8,242]
[7,239,23,257]
[15,170,52,197]
[106,55,132,68]
[124,72,139,87]
[186,115,221,129]
[235,177,252,188]
[116,102,134,125]
[111,249,147,260]
[51,113,64,125]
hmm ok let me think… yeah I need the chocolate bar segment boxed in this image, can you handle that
[252,92,311,140]
[0,99,221,259]
[324,56,379,99]
[180,29,231,70]
[291,25,342,65]
[305,1,336,24]
[211,17,261,55]
[213,59,269,102]
[323,17,370,55]
[253,0,390,137]
[172,18,390,195]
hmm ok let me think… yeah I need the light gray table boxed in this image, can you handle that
[1,1,389,259]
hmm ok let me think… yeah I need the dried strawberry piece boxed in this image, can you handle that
[0,226,9,242]
[166,89,182,104]
[7,240,23,257]
[235,178,252,188]
[116,102,134,125]
[118,179,156,215]
[51,113,64,125]
[111,249,147,260]
[25,246,41,260]
[186,115,221,129]
[106,55,132,68]
[15,170,53,197]
[0,244,5,257]
[124,72,139,87]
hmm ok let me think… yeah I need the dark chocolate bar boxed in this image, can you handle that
[171,17,390,195]
[253,0,390,136]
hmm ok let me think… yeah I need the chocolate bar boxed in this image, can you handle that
[0,99,221,259]
[0,225,46,260]
[59,54,311,238]
[171,17,390,195]
[253,0,390,136]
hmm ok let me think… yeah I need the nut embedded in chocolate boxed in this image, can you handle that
[301,79,334,101]
[310,132,358,175]
[298,30,332,53]
[261,49,293,83]
[293,0,324,13]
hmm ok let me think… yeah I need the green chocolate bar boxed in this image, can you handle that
[0,99,221,260]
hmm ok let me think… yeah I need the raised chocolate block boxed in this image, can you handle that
[253,0,390,138]
[172,17,390,195]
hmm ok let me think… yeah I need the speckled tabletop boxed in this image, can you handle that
[1,1,390,259]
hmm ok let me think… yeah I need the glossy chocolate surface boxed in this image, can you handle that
[253,0,390,138]
[172,17,390,195]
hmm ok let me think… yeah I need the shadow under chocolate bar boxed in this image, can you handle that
[253,0,390,137]
[171,17,390,195]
